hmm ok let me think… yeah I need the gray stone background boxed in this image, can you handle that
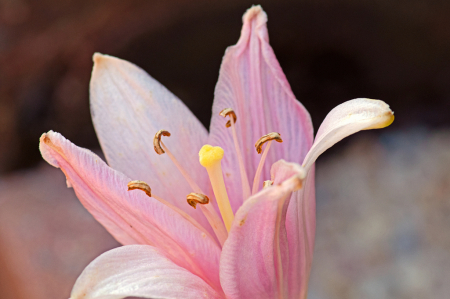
[0,0,449,298]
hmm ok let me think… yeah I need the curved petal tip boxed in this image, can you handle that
[362,99,395,129]
[92,53,133,75]
[302,98,395,170]
[92,52,117,66]
[92,52,122,70]
[243,5,267,25]
[92,52,104,64]
[39,131,60,168]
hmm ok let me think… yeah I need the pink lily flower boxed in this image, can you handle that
[39,5,394,299]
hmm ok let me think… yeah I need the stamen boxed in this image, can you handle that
[153,131,228,245]
[252,133,283,195]
[255,132,282,154]
[154,130,171,154]
[199,145,234,231]
[263,180,273,188]
[186,193,209,209]
[127,180,152,197]
[219,108,237,128]
[127,180,216,243]
[220,108,251,200]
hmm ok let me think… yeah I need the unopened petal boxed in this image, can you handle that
[208,5,313,208]
[220,161,305,299]
[302,98,394,171]
[39,131,222,291]
[71,245,223,299]
[90,53,211,228]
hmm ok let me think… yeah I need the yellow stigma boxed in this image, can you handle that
[199,145,224,167]
[199,144,234,231]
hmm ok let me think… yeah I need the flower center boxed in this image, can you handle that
[197,109,284,231]
[126,108,284,243]
[129,130,228,246]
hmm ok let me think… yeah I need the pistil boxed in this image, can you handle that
[220,108,251,201]
[199,145,234,231]
[153,130,228,245]
[252,133,283,195]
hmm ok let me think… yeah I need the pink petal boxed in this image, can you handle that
[272,160,315,299]
[90,53,212,225]
[71,245,224,299]
[220,162,306,299]
[303,98,394,171]
[208,5,313,209]
[39,131,222,291]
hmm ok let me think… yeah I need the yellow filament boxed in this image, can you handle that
[159,141,228,245]
[199,145,234,231]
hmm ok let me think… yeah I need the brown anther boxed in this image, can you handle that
[255,132,283,154]
[127,180,151,197]
[153,130,171,155]
[186,193,210,209]
[219,108,237,128]
[263,180,273,188]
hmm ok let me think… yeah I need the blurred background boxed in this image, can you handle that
[0,0,449,298]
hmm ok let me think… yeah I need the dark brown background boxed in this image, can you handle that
[1,0,450,174]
